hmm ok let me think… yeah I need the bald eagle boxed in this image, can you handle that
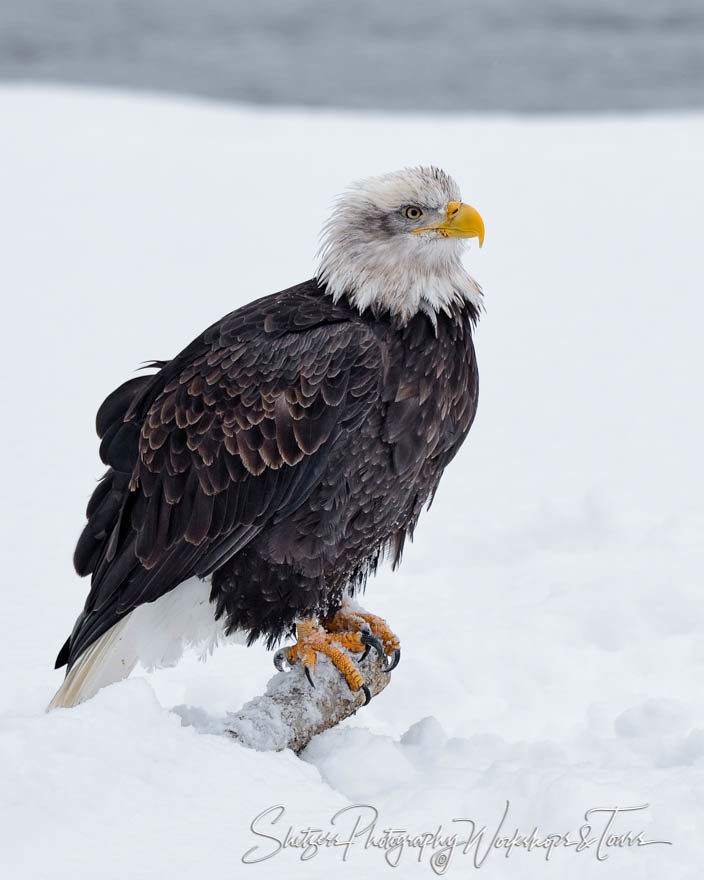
[49,166,485,710]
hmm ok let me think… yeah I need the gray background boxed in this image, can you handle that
[1,0,703,112]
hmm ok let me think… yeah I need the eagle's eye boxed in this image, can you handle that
[403,205,424,221]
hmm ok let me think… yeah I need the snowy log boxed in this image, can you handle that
[225,650,392,754]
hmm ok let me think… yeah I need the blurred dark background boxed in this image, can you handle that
[1,0,703,112]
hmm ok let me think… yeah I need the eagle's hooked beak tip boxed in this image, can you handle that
[446,201,485,247]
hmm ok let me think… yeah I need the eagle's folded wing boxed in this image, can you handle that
[60,290,382,670]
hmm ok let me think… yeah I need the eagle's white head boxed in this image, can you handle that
[316,166,484,323]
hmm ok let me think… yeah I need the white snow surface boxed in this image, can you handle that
[0,86,702,878]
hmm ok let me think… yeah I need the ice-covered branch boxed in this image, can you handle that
[225,651,392,754]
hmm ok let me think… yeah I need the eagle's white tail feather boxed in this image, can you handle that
[47,577,245,710]
[47,618,138,709]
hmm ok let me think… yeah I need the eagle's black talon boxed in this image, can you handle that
[273,649,289,672]
[304,666,315,688]
[360,684,371,706]
[360,631,385,660]
[384,648,401,673]
[359,623,372,660]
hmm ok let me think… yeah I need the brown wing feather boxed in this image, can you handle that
[59,282,382,669]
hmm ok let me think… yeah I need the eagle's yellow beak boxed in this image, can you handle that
[412,201,485,246]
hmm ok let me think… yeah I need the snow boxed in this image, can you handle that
[0,85,702,878]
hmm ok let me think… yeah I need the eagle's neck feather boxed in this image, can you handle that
[315,235,482,324]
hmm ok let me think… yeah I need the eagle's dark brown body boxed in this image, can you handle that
[58,280,478,670]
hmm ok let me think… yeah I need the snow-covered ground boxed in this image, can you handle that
[0,86,702,878]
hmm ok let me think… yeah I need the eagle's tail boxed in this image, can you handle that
[47,577,240,711]
[47,617,138,710]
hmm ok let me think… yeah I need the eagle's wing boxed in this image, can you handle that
[59,288,382,669]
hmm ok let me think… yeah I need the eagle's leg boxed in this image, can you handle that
[275,618,373,704]
[325,596,401,672]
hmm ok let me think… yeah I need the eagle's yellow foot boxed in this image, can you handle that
[273,604,400,705]
[274,619,371,704]
[325,599,401,672]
